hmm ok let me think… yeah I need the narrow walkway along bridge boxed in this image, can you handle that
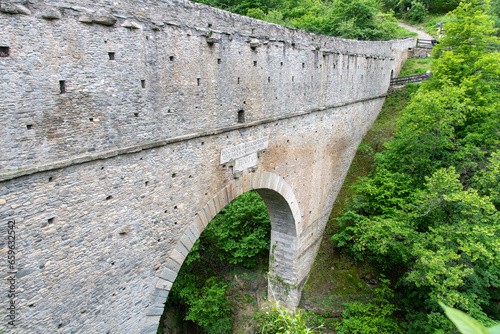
[0,0,415,332]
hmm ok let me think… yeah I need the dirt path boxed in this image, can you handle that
[398,22,434,40]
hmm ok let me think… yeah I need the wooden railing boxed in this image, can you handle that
[417,39,438,48]
[390,72,431,86]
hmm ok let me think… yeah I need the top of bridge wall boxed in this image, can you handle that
[6,0,414,56]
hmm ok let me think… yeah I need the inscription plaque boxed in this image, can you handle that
[234,153,259,172]
[220,137,269,164]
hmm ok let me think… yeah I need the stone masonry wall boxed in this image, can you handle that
[0,0,415,332]
[0,0,414,172]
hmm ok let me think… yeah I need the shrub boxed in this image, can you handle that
[336,277,404,334]
[178,276,233,333]
[407,0,428,22]
[206,191,271,268]
[253,302,322,334]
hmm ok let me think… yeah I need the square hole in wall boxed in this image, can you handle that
[0,46,9,57]
[238,110,245,123]
[108,52,115,60]
[141,80,145,88]
[59,80,66,94]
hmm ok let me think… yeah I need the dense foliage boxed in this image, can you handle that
[162,191,271,333]
[381,0,461,21]
[336,277,404,334]
[333,0,500,332]
[207,191,271,268]
[193,0,413,40]
[490,0,500,35]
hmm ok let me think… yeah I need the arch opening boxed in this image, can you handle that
[145,172,302,334]
[158,190,272,333]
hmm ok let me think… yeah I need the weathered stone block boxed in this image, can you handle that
[141,323,160,334]
[145,305,165,316]
[93,10,116,26]
[170,248,185,266]
[41,8,61,20]
[78,14,93,23]
[152,288,170,299]
[158,267,177,283]
[122,19,141,29]
[0,3,30,15]
[155,278,173,291]
[180,232,194,250]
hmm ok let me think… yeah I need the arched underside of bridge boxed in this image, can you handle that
[143,171,302,333]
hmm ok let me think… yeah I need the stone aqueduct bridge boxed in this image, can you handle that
[0,0,414,332]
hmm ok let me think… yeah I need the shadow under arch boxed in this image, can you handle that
[142,171,303,334]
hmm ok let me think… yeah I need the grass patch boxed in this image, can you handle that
[399,57,434,76]
[388,25,418,39]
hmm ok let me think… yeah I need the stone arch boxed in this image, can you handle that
[141,171,302,333]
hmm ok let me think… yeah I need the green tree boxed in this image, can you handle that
[431,0,500,96]
[194,0,413,40]
[333,1,500,331]
[475,151,500,210]
[172,273,233,333]
[404,169,500,321]
[407,0,428,22]
[205,191,271,268]
[489,0,500,35]
[336,277,404,334]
